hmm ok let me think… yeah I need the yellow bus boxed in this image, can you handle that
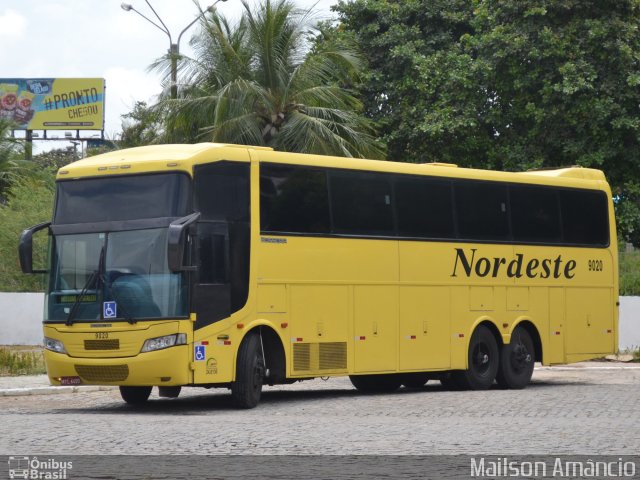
[19,143,618,408]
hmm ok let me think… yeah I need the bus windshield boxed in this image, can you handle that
[45,172,192,322]
[55,173,190,224]
[46,228,188,322]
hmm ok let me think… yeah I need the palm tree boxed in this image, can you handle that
[151,0,383,158]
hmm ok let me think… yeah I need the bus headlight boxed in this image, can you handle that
[141,333,187,353]
[44,337,67,354]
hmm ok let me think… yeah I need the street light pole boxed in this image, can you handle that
[121,0,227,99]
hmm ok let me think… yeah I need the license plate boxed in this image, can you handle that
[59,376,82,386]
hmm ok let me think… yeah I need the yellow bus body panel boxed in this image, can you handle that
[44,144,619,387]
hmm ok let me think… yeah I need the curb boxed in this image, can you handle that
[0,385,115,397]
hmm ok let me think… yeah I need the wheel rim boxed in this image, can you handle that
[510,333,532,374]
[252,356,265,392]
[472,341,492,377]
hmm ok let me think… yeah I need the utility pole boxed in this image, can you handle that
[121,0,227,99]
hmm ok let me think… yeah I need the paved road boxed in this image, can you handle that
[0,365,638,456]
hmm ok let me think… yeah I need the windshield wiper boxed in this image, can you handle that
[66,271,99,326]
[66,246,105,326]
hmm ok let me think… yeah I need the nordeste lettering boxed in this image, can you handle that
[451,248,577,279]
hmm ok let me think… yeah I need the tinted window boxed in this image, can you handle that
[455,181,509,240]
[510,185,561,243]
[395,176,454,238]
[330,171,394,235]
[55,173,190,224]
[193,161,251,322]
[560,189,609,246]
[195,162,249,222]
[260,164,330,233]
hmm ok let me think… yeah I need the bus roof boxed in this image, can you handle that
[58,143,609,190]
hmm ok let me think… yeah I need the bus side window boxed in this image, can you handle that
[510,185,561,243]
[260,164,330,234]
[455,181,509,241]
[329,170,394,236]
[560,189,609,246]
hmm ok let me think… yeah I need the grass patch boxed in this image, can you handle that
[0,346,46,376]
[619,250,640,296]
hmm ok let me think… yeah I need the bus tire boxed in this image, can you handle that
[496,326,535,389]
[119,386,152,404]
[349,374,402,393]
[231,332,265,409]
[452,325,499,390]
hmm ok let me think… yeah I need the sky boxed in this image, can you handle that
[0,0,337,153]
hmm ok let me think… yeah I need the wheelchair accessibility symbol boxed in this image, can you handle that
[194,345,206,361]
[103,301,117,319]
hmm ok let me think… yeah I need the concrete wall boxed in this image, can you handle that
[0,293,45,346]
[619,296,640,351]
[0,292,638,351]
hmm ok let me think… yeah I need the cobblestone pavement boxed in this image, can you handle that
[0,365,638,456]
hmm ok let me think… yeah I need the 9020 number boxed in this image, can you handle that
[588,260,603,272]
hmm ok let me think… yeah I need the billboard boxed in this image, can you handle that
[0,78,104,130]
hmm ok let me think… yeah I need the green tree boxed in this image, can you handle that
[334,0,485,165]
[152,0,383,158]
[118,101,162,148]
[31,147,79,171]
[0,119,24,200]
[335,0,640,243]
[0,175,55,291]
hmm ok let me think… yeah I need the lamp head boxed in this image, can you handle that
[206,0,227,12]
[121,3,133,11]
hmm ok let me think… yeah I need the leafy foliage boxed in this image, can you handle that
[31,147,79,171]
[151,0,383,158]
[0,176,54,292]
[119,101,163,148]
[0,119,25,201]
[335,0,640,243]
[0,347,46,376]
[620,249,640,296]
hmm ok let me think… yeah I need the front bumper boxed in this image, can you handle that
[44,345,191,387]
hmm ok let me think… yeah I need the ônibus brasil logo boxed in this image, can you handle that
[8,456,72,479]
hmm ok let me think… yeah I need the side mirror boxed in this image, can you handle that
[19,221,51,274]
[168,212,200,272]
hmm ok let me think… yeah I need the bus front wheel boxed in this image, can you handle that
[452,325,499,390]
[231,332,265,409]
[119,386,152,404]
[496,326,535,389]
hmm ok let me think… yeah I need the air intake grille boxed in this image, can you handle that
[319,342,347,370]
[293,343,311,371]
[84,339,120,350]
[75,364,129,382]
[293,342,347,373]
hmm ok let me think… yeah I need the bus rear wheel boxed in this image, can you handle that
[349,374,402,393]
[496,326,535,389]
[119,386,152,404]
[452,325,499,390]
[231,332,265,409]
